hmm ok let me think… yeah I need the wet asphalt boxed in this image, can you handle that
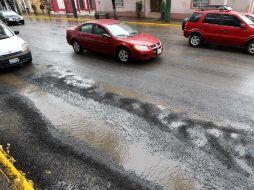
[0,19,254,189]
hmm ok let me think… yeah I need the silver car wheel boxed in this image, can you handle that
[190,35,201,46]
[119,49,129,63]
[248,42,254,55]
[73,41,80,53]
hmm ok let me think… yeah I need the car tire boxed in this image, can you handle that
[189,34,202,47]
[21,21,25,25]
[72,40,83,54]
[117,47,131,63]
[246,40,254,56]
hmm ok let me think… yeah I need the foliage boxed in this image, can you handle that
[136,0,142,12]
[160,0,166,14]
[39,0,51,15]
[39,0,51,9]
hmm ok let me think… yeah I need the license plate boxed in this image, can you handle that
[157,48,162,54]
[9,58,19,64]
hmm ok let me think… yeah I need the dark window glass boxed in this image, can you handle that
[81,24,93,33]
[222,15,240,27]
[245,15,254,22]
[93,25,107,36]
[79,0,84,10]
[89,0,95,10]
[192,0,209,8]
[189,13,202,22]
[204,13,221,24]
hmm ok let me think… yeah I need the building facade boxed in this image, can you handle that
[96,0,254,19]
[50,0,96,15]
[1,0,254,19]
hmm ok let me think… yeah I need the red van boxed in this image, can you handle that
[183,6,254,55]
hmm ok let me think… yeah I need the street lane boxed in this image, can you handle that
[0,19,254,190]
[11,19,254,127]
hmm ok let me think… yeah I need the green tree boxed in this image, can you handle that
[136,0,142,19]
[160,0,166,20]
[39,0,52,16]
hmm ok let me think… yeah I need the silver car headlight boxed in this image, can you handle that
[22,43,29,52]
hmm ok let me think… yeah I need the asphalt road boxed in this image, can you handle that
[0,19,254,190]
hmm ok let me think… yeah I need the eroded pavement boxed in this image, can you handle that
[0,64,254,190]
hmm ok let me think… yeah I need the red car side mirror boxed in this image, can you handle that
[240,23,247,29]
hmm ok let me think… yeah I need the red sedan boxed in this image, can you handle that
[66,19,163,63]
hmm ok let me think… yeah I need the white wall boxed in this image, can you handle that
[227,0,251,12]
[96,0,145,13]
[97,0,253,18]
[172,0,192,14]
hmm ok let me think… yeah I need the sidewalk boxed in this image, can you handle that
[0,147,34,190]
[0,168,17,190]
[23,14,182,28]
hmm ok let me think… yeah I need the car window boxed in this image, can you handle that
[204,13,221,24]
[240,15,254,26]
[2,11,18,16]
[222,15,240,27]
[0,22,13,39]
[93,25,107,36]
[80,24,93,33]
[106,23,139,37]
[245,15,254,22]
[189,13,202,22]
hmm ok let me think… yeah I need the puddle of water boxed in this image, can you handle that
[101,82,169,110]
[0,74,197,190]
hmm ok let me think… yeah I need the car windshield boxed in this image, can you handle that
[239,15,254,26]
[245,15,254,22]
[2,11,18,16]
[0,22,14,39]
[106,23,140,37]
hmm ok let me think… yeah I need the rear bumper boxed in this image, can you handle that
[0,51,32,68]
[132,45,163,60]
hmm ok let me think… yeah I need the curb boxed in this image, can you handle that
[24,15,181,28]
[0,147,34,190]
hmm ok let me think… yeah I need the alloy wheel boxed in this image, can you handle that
[118,49,129,63]
[248,42,254,55]
[73,41,82,54]
[190,35,201,47]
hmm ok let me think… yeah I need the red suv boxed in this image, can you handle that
[184,6,254,55]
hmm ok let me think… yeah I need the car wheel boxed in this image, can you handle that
[72,40,83,54]
[117,48,131,63]
[246,41,254,55]
[21,21,25,25]
[189,34,202,47]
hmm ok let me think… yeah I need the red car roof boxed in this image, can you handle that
[194,10,240,15]
[86,19,120,26]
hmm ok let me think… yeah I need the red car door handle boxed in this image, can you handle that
[220,29,226,32]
